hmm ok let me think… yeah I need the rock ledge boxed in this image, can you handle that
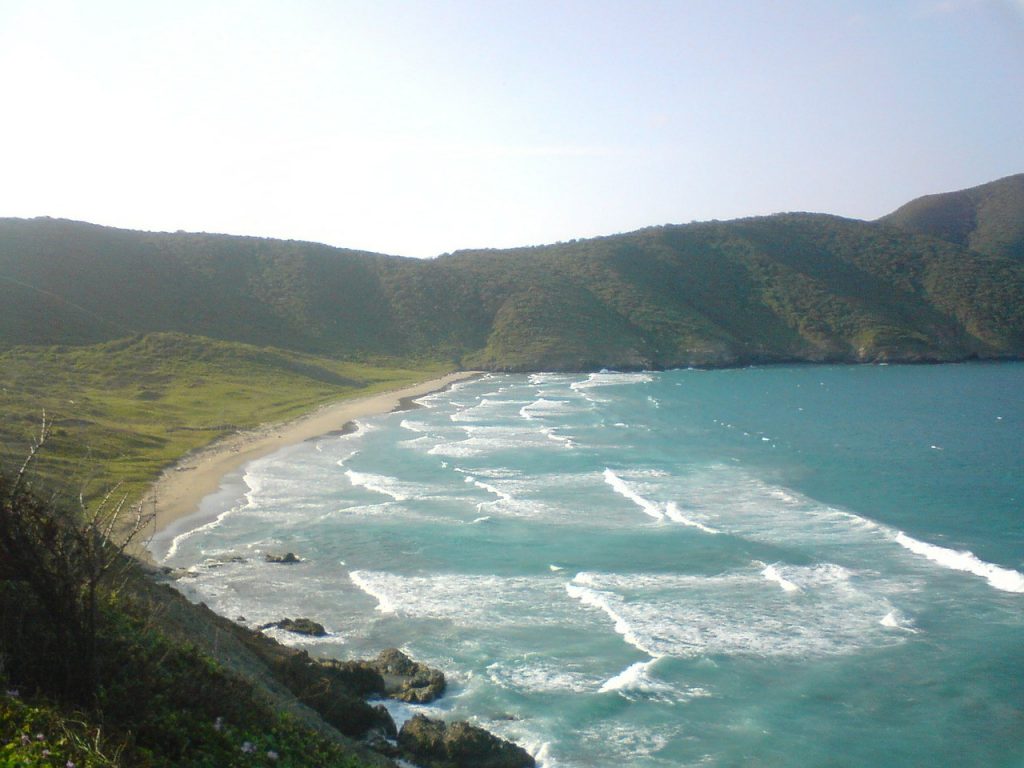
[398,714,536,768]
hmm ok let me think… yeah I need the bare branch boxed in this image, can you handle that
[13,411,50,495]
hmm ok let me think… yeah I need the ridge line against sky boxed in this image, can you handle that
[1,0,1022,258]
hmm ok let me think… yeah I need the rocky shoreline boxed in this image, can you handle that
[149,563,535,768]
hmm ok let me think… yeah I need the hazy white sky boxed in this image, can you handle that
[1,0,1022,257]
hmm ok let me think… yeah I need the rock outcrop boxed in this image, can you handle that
[260,617,327,636]
[366,648,447,703]
[398,714,536,768]
[322,648,446,703]
[266,551,301,563]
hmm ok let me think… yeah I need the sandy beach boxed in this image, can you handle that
[144,370,481,556]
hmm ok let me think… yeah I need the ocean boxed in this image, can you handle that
[159,364,1024,767]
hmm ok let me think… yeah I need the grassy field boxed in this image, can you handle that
[0,332,450,505]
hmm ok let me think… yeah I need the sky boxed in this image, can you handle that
[1,1,1022,258]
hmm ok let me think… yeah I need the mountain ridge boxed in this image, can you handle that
[878,172,1024,261]
[2,175,1023,370]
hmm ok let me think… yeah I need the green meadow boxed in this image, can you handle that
[0,332,449,504]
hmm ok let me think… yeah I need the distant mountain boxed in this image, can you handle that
[2,176,1023,371]
[878,173,1024,261]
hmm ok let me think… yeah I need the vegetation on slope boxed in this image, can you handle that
[4,193,1023,372]
[0,456,388,768]
[878,172,1024,261]
[0,334,448,504]
[443,214,1024,368]
[0,219,405,356]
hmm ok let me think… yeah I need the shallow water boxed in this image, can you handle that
[163,364,1024,767]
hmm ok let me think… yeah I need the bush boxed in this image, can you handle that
[0,416,150,702]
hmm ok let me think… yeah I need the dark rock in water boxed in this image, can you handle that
[206,555,246,569]
[260,617,327,636]
[320,647,445,702]
[265,551,301,564]
[368,647,446,703]
[398,714,535,768]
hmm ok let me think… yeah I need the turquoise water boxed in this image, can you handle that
[160,364,1024,767]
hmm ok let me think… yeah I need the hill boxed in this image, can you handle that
[2,207,1024,371]
[878,173,1024,261]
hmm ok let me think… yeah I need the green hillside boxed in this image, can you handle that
[3,175,1024,373]
[438,214,1024,368]
[878,173,1024,261]
[0,219,406,355]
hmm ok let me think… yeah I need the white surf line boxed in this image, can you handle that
[543,427,576,449]
[880,609,918,633]
[893,531,1024,594]
[604,469,721,533]
[518,397,570,421]
[598,658,665,694]
[461,474,515,513]
[664,501,720,534]
[164,466,266,561]
[349,570,398,613]
[164,506,236,561]
[602,468,665,521]
[344,469,410,501]
[566,573,659,658]
[712,467,1021,596]
[565,573,679,698]
[756,562,801,593]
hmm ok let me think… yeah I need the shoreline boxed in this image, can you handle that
[144,370,482,558]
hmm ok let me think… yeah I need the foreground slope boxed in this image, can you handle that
[878,173,1024,261]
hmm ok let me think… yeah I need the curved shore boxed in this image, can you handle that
[144,371,482,558]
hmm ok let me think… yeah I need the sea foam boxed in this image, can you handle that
[567,567,904,659]
[344,469,410,501]
[893,532,1024,593]
[349,570,398,613]
[760,563,802,593]
[603,468,665,521]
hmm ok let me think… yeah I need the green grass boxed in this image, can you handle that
[0,332,451,504]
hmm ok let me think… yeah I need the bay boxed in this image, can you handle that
[165,364,1024,767]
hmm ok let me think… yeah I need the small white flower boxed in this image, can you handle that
[267,750,279,761]
[240,741,256,754]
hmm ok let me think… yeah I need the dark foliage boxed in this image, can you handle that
[879,172,1024,261]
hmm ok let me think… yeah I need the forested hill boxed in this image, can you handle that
[878,173,1024,261]
[2,182,1023,371]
